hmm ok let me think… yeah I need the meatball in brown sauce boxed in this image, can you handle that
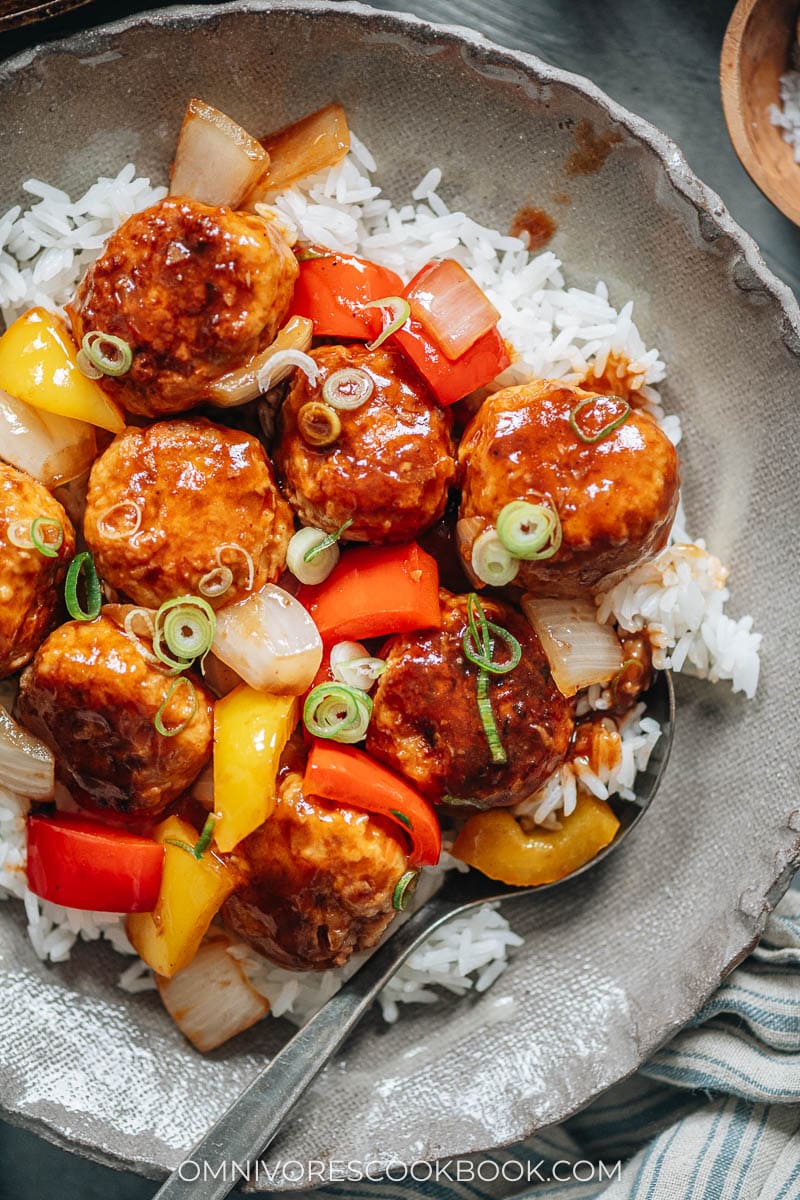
[458,378,679,595]
[275,343,456,543]
[84,418,293,610]
[223,770,409,970]
[67,197,298,417]
[0,462,75,679]
[366,591,574,807]
[16,612,213,817]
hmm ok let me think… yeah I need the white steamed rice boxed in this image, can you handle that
[0,129,762,1025]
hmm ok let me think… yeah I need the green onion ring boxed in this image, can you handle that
[363,296,411,351]
[462,593,522,675]
[75,348,103,380]
[64,551,102,621]
[322,368,374,411]
[392,869,420,911]
[569,394,631,444]
[198,565,234,599]
[477,667,507,764]
[304,518,353,564]
[298,400,341,447]
[29,517,64,558]
[154,676,198,738]
[81,330,133,378]
[153,595,216,672]
[495,500,557,561]
[303,682,373,743]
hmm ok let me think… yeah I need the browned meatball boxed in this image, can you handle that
[0,462,75,679]
[16,611,213,817]
[67,197,298,417]
[84,419,293,609]
[367,591,574,807]
[223,771,408,970]
[274,344,456,542]
[458,379,680,595]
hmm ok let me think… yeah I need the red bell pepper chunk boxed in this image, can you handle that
[289,253,405,341]
[305,741,442,866]
[26,814,164,913]
[298,542,441,644]
[391,318,510,406]
[405,258,501,361]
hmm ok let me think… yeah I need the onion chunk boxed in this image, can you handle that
[212,583,322,695]
[245,103,350,204]
[522,595,623,698]
[0,705,54,800]
[170,98,268,208]
[0,387,96,488]
[156,932,270,1053]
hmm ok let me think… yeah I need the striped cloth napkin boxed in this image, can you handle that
[293,880,800,1200]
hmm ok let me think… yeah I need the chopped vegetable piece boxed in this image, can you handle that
[213,687,299,853]
[212,583,323,695]
[64,551,102,622]
[405,259,500,361]
[0,308,125,432]
[569,394,631,444]
[126,815,238,977]
[249,102,350,198]
[297,542,441,644]
[521,595,623,698]
[0,386,97,488]
[451,794,620,886]
[364,296,410,351]
[156,931,270,1052]
[0,706,54,800]
[26,814,164,912]
[304,741,441,866]
[288,254,405,341]
[391,318,510,406]
[496,500,562,561]
[170,97,269,208]
[297,401,341,447]
[303,682,372,743]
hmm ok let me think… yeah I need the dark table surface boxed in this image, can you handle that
[0,1,797,1197]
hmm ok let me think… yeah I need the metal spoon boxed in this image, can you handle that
[153,670,675,1200]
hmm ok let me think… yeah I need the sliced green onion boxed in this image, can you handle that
[64,551,102,621]
[322,368,374,411]
[28,518,63,558]
[286,526,341,585]
[154,676,198,738]
[610,657,646,701]
[569,394,631,444]
[330,640,386,691]
[97,501,143,541]
[470,528,520,586]
[198,565,234,599]
[304,518,352,563]
[390,809,412,829]
[298,400,341,447]
[392,869,420,911]
[295,246,332,261]
[164,813,216,860]
[153,596,215,672]
[6,520,34,550]
[193,812,216,857]
[363,296,411,351]
[75,348,103,380]
[477,666,506,764]
[81,330,133,378]
[462,593,522,675]
[303,682,372,743]
[496,500,562,561]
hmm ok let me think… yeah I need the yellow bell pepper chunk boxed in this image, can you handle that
[0,307,125,433]
[213,686,299,853]
[126,816,237,978]
[451,793,620,887]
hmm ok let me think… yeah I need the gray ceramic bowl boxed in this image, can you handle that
[1,1,799,1189]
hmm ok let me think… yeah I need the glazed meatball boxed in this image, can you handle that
[275,344,456,542]
[222,771,408,970]
[0,462,75,679]
[84,419,293,609]
[16,611,213,816]
[67,197,298,417]
[458,379,679,595]
[366,591,574,807]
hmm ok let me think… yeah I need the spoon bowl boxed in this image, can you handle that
[721,0,800,226]
[152,670,675,1200]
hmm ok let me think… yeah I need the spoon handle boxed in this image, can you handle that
[152,895,451,1200]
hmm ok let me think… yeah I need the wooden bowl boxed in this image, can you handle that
[721,0,800,224]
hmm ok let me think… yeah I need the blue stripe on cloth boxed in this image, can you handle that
[731,1103,770,1198]
[645,1044,800,1100]
[706,1099,751,1200]
[772,1158,800,1200]
[681,1107,726,1199]
[641,1124,682,1199]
